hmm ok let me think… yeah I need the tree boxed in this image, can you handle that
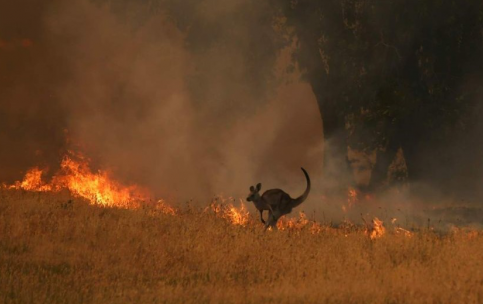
[93,0,483,196]
[274,0,483,196]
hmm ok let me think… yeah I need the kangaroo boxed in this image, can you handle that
[246,168,311,229]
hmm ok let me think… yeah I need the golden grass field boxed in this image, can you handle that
[1,189,483,304]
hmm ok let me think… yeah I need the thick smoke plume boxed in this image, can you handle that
[3,0,482,229]
[0,0,324,207]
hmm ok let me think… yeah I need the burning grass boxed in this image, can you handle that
[1,189,483,303]
[5,151,149,208]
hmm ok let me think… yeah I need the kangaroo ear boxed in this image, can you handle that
[249,186,255,192]
[256,183,262,191]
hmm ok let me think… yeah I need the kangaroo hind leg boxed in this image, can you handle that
[259,210,265,224]
[265,209,281,231]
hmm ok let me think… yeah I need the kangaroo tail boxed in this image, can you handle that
[292,167,311,208]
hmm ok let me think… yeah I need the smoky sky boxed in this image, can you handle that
[0,0,325,206]
[3,0,483,230]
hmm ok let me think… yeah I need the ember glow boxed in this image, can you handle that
[395,227,413,237]
[227,201,250,226]
[7,151,150,208]
[343,186,375,213]
[347,187,358,204]
[154,199,177,215]
[209,199,323,233]
[209,197,250,226]
[366,217,386,239]
[5,154,413,238]
[10,167,52,192]
[342,187,358,212]
[53,154,147,207]
[277,212,323,234]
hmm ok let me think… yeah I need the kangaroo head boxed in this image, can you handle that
[246,183,262,202]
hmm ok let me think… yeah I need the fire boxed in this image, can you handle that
[53,154,146,207]
[5,154,416,238]
[7,151,149,208]
[348,187,358,203]
[395,227,413,237]
[277,212,309,230]
[343,187,358,211]
[343,187,375,212]
[9,167,52,191]
[366,217,385,239]
[209,197,322,232]
[227,202,250,226]
[209,196,323,232]
[154,199,177,215]
[277,212,322,234]
[209,197,250,226]
[209,196,323,233]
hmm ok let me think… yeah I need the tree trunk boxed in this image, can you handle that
[368,136,400,191]
[311,81,351,194]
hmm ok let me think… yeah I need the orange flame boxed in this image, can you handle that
[154,199,177,215]
[227,201,249,226]
[209,197,250,226]
[347,187,358,206]
[9,167,52,191]
[342,187,359,212]
[394,227,413,237]
[53,154,146,207]
[6,155,416,238]
[275,212,322,234]
[277,212,308,230]
[366,217,385,240]
[8,151,149,208]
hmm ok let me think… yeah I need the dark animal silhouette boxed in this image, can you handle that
[246,168,311,229]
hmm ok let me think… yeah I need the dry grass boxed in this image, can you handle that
[1,189,483,304]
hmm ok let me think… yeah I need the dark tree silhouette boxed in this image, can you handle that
[273,0,483,196]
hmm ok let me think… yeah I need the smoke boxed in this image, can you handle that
[0,0,325,206]
[3,0,481,230]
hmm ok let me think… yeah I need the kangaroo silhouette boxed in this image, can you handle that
[246,168,311,229]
